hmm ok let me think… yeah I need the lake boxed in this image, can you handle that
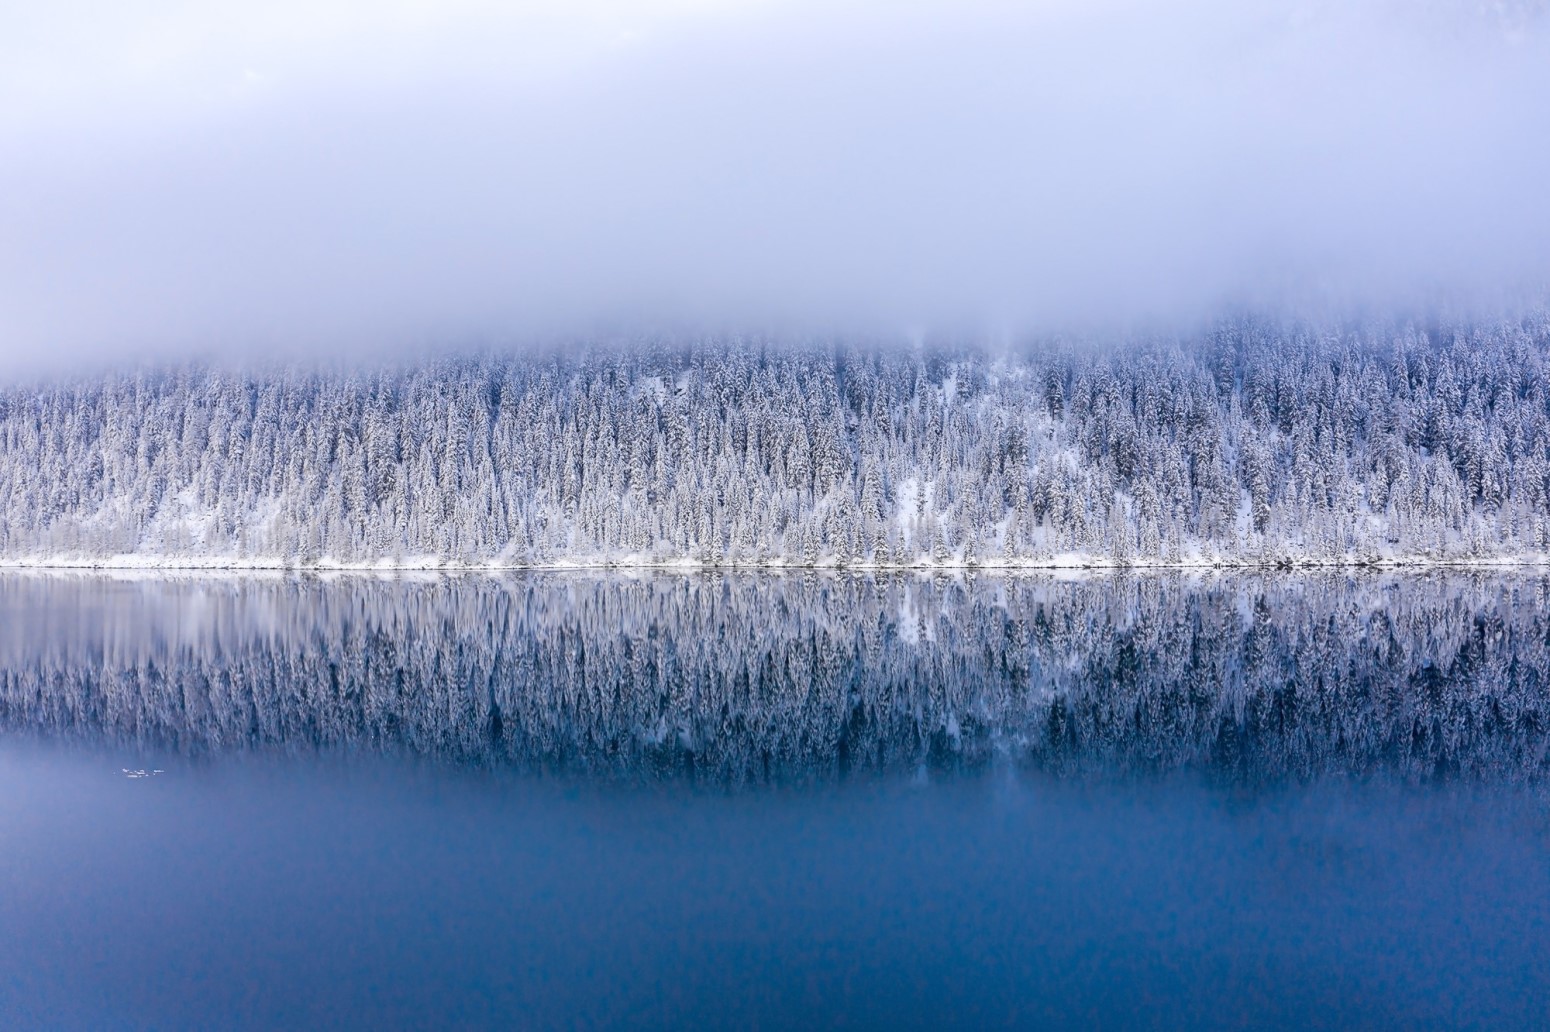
[1,571,1548,1029]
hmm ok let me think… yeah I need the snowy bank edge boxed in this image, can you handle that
[2,554,1548,574]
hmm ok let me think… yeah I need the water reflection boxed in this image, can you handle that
[2,571,1547,786]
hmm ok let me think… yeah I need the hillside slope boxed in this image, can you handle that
[5,317,1550,567]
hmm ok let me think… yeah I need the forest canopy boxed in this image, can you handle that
[4,315,1550,567]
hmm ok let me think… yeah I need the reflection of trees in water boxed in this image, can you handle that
[1,572,1547,786]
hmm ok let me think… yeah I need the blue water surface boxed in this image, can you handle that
[1,571,1547,1030]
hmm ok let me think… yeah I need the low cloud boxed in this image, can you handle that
[2,0,1548,369]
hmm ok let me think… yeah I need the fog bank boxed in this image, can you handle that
[2,0,1548,370]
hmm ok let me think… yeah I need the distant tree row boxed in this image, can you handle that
[3,313,1550,565]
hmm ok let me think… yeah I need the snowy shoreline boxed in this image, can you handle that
[2,554,1547,574]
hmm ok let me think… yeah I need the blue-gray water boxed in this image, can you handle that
[1,571,1548,1029]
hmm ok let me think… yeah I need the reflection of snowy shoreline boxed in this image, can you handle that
[3,570,1547,788]
[121,768,164,779]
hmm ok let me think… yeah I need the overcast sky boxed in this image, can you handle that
[2,0,1549,369]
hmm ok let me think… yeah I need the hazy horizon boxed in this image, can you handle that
[3,0,1549,372]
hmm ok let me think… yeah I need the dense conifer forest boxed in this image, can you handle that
[4,314,1550,567]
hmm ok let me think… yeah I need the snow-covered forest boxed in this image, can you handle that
[5,314,1550,567]
[3,571,1546,785]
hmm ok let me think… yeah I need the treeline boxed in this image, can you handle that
[4,314,1550,565]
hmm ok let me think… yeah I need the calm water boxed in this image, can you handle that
[1,571,1548,1029]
